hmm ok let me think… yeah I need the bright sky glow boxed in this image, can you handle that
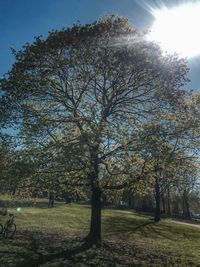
[148,2,200,58]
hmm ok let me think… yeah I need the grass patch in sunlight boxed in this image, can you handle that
[0,196,200,266]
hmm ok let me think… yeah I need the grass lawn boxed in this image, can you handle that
[0,197,200,266]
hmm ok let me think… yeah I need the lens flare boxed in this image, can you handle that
[148,2,200,58]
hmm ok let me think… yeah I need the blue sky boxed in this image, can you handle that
[0,0,200,90]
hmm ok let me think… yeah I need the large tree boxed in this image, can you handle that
[0,15,189,245]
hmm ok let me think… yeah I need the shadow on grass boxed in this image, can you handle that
[32,239,93,267]
[0,226,186,267]
[0,229,94,267]
[103,215,180,241]
[1,222,198,267]
[0,229,175,267]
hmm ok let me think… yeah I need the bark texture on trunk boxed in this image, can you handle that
[85,144,102,246]
[162,195,165,214]
[182,190,191,219]
[154,177,161,222]
[167,188,171,215]
[129,195,134,209]
[87,184,101,245]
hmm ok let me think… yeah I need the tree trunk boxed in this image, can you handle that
[167,188,171,216]
[182,190,191,219]
[87,184,101,245]
[12,188,16,196]
[162,195,165,214]
[129,195,134,209]
[185,200,191,219]
[154,177,161,222]
[85,143,102,246]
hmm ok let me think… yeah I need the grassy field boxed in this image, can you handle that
[0,197,200,266]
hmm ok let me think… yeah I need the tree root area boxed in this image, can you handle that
[0,230,192,267]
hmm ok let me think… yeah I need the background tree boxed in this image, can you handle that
[137,95,200,222]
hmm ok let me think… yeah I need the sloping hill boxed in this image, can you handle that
[0,199,200,266]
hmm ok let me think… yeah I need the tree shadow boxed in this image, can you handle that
[0,224,196,267]
[32,240,93,267]
[103,215,180,242]
[132,220,155,231]
[0,229,95,267]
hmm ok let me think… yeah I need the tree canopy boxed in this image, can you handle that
[0,15,199,245]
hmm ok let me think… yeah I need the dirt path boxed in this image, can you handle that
[168,219,200,228]
[114,209,200,229]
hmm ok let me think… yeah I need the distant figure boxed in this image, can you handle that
[48,191,54,208]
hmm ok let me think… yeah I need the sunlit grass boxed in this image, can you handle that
[0,195,200,266]
[15,203,91,233]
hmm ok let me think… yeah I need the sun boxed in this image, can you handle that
[147,2,200,58]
